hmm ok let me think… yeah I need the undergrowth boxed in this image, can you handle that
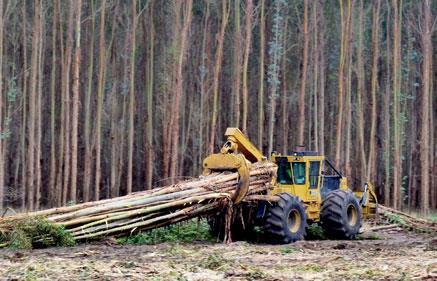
[0,217,75,249]
[117,219,215,245]
[384,212,407,227]
[305,223,327,240]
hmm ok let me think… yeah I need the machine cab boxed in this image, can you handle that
[271,151,348,203]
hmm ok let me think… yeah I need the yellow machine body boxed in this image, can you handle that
[204,128,378,221]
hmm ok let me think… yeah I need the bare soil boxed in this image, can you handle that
[0,225,435,281]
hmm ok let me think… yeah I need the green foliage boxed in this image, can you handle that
[305,223,327,240]
[279,246,295,254]
[384,212,407,227]
[117,219,214,245]
[0,217,75,249]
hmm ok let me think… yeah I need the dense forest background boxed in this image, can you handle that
[0,0,435,213]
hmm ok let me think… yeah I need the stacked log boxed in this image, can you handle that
[0,162,276,243]
[378,205,437,233]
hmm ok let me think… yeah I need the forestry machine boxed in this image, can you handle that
[204,128,378,243]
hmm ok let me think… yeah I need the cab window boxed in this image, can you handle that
[292,162,306,184]
[277,161,293,184]
[309,161,321,189]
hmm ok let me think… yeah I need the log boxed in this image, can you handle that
[378,205,437,233]
[0,162,277,246]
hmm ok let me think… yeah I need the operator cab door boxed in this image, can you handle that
[308,161,322,202]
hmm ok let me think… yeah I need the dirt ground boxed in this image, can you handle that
[0,225,435,281]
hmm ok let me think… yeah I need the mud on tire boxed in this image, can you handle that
[263,193,307,244]
[320,189,362,239]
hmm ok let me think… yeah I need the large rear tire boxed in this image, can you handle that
[320,189,362,239]
[264,193,307,244]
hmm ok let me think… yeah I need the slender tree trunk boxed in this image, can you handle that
[169,0,193,183]
[145,3,155,190]
[257,0,265,151]
[20,1,28,209]
[233,0,242,127]
[344,1,353,179]
[383,4,391,206]
[297,0,309,145]
[209,0,230,154]
[312,0,319,153]
[62,1,75,205]
[241,0,253,133]
[127,0,137,193]
[83,0,95,203]
[267,0,284,155]
[35,2,44,209]
[49,0,60,206]
[281,20,288,154]
[71,0,82,202]
[198,1,210,174]
[367,0,380,181]
[318,7,326,155]
[356,0,367,182]
[95,0,107,200]
[55,0,65,207]
[420,0,432,214]
[391,0,402,209]
[335,0,350,168]
[27,0,41,210]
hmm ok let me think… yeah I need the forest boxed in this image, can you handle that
[0,0,434,215]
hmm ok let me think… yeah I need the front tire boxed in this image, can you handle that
[320,189,362,239]
[264,193,307,244]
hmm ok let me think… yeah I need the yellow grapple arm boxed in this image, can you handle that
[203,128,265,203]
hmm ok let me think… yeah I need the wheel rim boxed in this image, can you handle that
[347,204,358,226]
[287,209,301,233]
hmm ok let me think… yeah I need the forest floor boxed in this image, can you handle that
[0,223,435,281]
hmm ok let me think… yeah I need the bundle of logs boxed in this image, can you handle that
[377,205,437,233]
[0,162,276,244]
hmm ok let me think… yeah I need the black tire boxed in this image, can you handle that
[264,193,307,244]
[320,189,362,239]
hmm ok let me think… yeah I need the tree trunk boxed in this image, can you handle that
[241,0,253,134]
[20,1,28,209]
[267,0,284,155]
[62,1,75,205]
[391,0,402,209]
[83,0,95,203]
[169,0,193,184]
[71,0,82,202]
[335,0,350,168]
[297,0,309,145]
[27,0,41,210]
[312,0,319,153]
[127,0,137,193]
[257,0,265,151]
[209,0,230,154]
[383,4,391,206]
[145,3,155,190]
[318,6,326,155]
[35,1,44,209]
[420,0,432,214]
[232,0,242,128]
[356,0,367,182]
[95,0,107,201]
[367,0,380,181]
